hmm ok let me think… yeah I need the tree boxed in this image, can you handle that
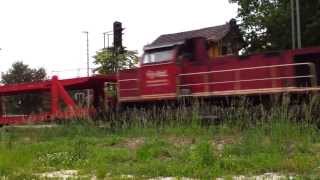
[93,47,139,74]
[1,61,47,114]
[229,0,320,53]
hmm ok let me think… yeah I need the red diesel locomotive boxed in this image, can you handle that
[118,37,320,104]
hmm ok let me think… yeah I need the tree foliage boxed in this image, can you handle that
[93,47,139,74]
[1,61,47,114]
[2,62,46,84]
[229,0,320,53]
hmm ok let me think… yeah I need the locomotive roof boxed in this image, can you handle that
[144,19,237,51]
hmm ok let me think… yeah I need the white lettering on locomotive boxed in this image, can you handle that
[145,70,169,87]
[146,70,168,80]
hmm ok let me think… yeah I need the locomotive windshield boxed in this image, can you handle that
[143,49,174,64]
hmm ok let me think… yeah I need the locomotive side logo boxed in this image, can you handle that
[146,70,168,79]
[145,70,169,87]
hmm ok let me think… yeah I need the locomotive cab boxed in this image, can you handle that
[117,37,206,102]
[138,46,179,101]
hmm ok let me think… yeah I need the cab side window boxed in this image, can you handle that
[143,48,174,64]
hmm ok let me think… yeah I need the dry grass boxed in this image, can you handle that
[1,95,320,178]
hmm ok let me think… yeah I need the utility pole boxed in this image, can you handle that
[82,31,90,77]
[291,0,302,49]
[82,31,90,108]
[107,33,112,48]
[103,32,107,49]
[295,0,302,48]
[103,31,113,49]
[290,0,296,49]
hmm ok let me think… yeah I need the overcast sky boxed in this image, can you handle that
[0,0,238,78]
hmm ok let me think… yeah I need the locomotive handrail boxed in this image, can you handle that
[178,62,314,77]
[120,88,139,91]
[118,78,139,82]
[142,62,174,67]
[118,78,139,92]
[177,62,317,91]
[177,75,314,87]
[105,82,118,84]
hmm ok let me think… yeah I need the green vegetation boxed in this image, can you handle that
[93,47,138,74]
[1,97,320,179]
[230,0,320,52]
[1,61,48,114]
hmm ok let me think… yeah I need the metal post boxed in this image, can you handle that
[82,31,90,76]
[86,32,89,76]
[290,0,296,49]
[0,49,2,83]
[103,31,113,49]
[82,31,90,108]
[103,32,106,49]
[107,34,111,48]
[308,63,317,87]
[296,0,302,48]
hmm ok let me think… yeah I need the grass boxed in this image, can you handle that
[1,96,320,179]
